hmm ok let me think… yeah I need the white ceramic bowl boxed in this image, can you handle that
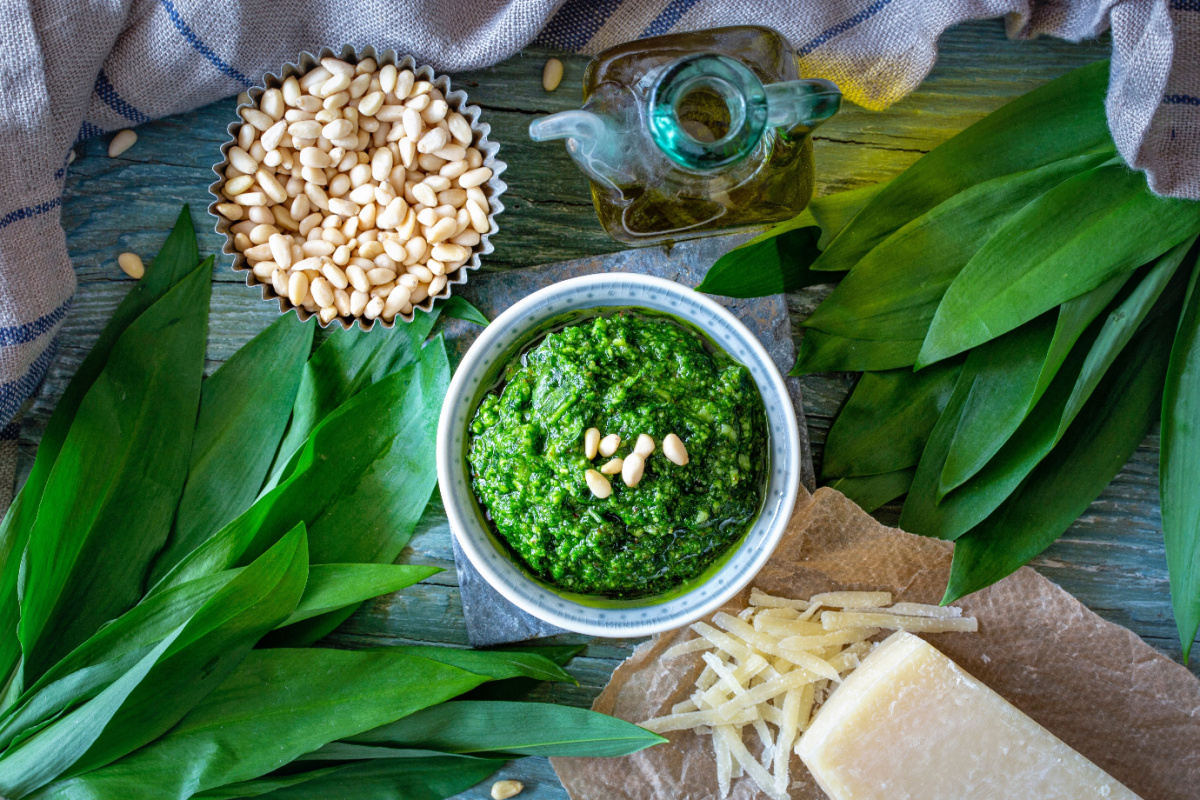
[437,273,801,638]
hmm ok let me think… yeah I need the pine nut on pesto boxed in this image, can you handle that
[467,311,767,599]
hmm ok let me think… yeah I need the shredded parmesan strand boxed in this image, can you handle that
[808,590,893,608]
[664,636,716,659]
[821,610,979,633]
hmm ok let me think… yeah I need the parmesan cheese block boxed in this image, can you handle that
[797,632,1141,800]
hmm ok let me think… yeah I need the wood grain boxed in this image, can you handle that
[23,18,1193,800]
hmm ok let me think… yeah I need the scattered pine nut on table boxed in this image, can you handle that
[108,129,137,158]
[117,252,144,279]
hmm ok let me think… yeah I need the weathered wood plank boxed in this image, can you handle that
[16,26,1194,800]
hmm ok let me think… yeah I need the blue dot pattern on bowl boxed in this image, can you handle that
[441,275,800,637]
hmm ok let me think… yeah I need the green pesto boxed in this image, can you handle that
[468,311,767,598]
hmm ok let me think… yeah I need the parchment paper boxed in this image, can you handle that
[551,486,1200,800]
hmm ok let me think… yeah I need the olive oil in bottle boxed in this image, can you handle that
[530,26,841,246]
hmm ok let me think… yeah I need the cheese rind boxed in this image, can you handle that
[797,631,1141,800]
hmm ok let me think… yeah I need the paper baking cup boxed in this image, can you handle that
[208,45,507,330]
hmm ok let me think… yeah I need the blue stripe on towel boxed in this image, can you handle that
[533,0,624,51]
[0,198,61,231]
[94,70,151,124]
[0,423,19,442]
[1170,0,1200,10]
[1164,93,1200,106]
[639,0,702,38]
[797,0,895,56]
[0,300,71,348]
[0,346,56,426]
[77,121,103,142]
[159,0,252,87]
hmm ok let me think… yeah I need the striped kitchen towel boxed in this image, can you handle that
[0,0,1195,492]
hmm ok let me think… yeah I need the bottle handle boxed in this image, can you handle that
[764,79,842,131]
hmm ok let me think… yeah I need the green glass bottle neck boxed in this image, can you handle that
[647,54,841,171]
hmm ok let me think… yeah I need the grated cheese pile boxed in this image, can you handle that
[640,589,978,800]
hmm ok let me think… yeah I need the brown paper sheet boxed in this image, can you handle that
[551,487,1200,800]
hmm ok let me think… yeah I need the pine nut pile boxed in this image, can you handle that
[215,57,494,326]
[582,429,690,498]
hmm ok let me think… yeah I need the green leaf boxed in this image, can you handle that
[792,330,922,375]
[31,649,490,800]
[1062,237,1196,433]
[382,645,575,684]
[0,526,308,796]
[697,182,887,298]
[0,208,201,692]
[899,249,1191,542]
[919,161,1200,365]
[1161,244,1200,662]
[933,312,1058,498]
[262,309,443,493]
[345,700,665,758]
[812,60,1113,273]
[0,561,437,752]
[804,152,1114,343]
[150,315,314,583]
[943,293,1177,603]
[278,564,440,627]
[209,756,504,800]
[821,363,961,479]
[826,470,915,514]
[17,259,212,684]
[191,766,350,800]
[437,296,489,326]
[151,336,450,601]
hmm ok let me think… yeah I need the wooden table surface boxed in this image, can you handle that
[30,19,1195,800]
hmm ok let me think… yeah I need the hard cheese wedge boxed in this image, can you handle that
[797,631,1140,799]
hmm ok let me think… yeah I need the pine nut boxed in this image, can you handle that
[321,262,349,289]
[226,146,256,174]
[321,58,355,77]
[585,470,612,500]
[490,781,523,800]
[310,276,334,308]
[447,113,472,145]
[262,120,287,151]
[412,182,438,207]
[283,76,302,106]
[395,70,415,99]
[364,295,385,320]
[383,285,411,319]
[408,264,433,282]
[458,166,493,188]
[600,457,623,476]
[427,216,457,243]
[117,252,144,279]
[216,202,243,220]
[241,106,274,132]
[287,271,309,306]
[543,58,564,92]
[598,433,621,458]
[663,433,689,466]
[367,267,397,285]
[634,434,655,458]
[417,127,449,154]
[622,453,645,487]
[350,289,369,316]
[379,64,398,94]
[584,427,601,459]
[271,267,289,296]
[257,169,287,204]
[108,129,137,157]
[432,243,468,262]
[428,273,447,295]
[234,192,269,206]
[466,200,489,233]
